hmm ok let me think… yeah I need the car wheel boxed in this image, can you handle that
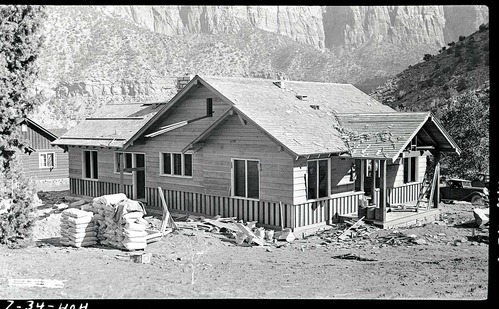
[471,195,485,206]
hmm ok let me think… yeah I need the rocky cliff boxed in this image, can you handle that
[92,5,488,51]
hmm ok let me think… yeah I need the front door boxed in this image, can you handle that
[134,154,146,200]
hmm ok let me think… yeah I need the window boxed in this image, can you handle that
[115,152,133,173]
[83,150,98,180]
[403,157,418,183]
[232,159,259,199]
[160,152,192,177]
[206,98,213,116]
[39,152,55,168]
[307,159,329,200]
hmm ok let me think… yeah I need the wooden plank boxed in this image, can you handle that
[158,187,178,231]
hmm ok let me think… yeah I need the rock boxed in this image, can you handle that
[407,234,418,239]
[473,208,489,227]
[414,239,427,245]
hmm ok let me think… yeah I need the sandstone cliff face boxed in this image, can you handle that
[92,5,487,50]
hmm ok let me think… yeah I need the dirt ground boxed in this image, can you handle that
[0,189,492,300]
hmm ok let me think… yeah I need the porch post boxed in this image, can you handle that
[379,160,387,222]
[371,160,377,205]
[119,152,124,193]
[433,152,441,208]
[359,160,365,192]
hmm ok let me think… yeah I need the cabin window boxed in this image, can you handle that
[83,150,98,180]
[307,159,329,200]
[39,152,55,169]
[403,157,418,183]
[232,159,260,199]
[160,152,193,177]
[114,152,133,174]
[206,98,213,116]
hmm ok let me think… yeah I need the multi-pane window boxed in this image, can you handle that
[39,152,55,168]
[115,152,133,173]
[83,150,98,180]
[403,157,418,183]
[232,159,259,199]
[160,152,192,177]
[307,159,329,200]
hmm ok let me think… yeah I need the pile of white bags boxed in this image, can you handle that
[60,208,97,247]
[91,193,149,251]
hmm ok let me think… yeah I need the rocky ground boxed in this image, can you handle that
[0,189,492,300]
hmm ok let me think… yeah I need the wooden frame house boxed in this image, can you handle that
[52,75,461,233]
[19,118,69,187]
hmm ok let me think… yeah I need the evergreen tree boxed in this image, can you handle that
[0,5,46,247]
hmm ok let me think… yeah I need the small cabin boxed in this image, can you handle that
[52,75,461,233]
[19,119,69,190]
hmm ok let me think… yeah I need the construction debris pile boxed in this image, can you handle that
[173,214,296,247]
[308,218,428,247]
[91,193,149,251]
[60,208,97,247]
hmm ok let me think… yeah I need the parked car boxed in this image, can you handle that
[471,173,490,189]
[440,178,489,205]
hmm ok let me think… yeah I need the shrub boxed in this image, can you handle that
[446,48,453,54]
[443,84,449,91]
[459,35,466,41]
[442,66,451,74]
[434,62,441,70]
[0,154,37,248]
[479,23,489,32]
[423,54,433,61]
[456,78,467,92]
[448,42,455,47]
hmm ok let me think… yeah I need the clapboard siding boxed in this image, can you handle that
[22,126,53,149]
[20,148,68,180]
[202,114,294,204]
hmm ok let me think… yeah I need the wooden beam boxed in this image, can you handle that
[371,160,377,205]
[359,160,365,192]
[379,160,387,222]
[237,114,247,126]
[119,152,124,194]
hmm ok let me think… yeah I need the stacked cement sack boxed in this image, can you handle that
[60,208,97,247]
[91,193,149,251]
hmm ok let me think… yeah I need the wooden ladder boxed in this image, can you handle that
[416,162,440,209]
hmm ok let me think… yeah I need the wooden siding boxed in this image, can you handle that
[22,126,53,149]
[20,125,68,180]
[20,148,68,180]
[201,114,294,204]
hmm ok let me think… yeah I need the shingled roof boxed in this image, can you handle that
[52,103,163,148]
[335,112,461,161]
[189,76,396,157]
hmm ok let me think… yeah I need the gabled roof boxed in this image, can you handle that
[127,75,395,157]
[52,103,164,148]
[197,76,396,157]
[20,118,59,142]
[335,112,461,161]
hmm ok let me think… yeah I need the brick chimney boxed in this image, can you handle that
[176,74,194,92]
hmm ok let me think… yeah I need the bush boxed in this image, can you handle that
[423,54,433,61]
[448,42,455,47]
[456,78,467,92]
[479,23,489,32]
[442,66,451,74]
[459,35,466,41]
[0,154,37,248]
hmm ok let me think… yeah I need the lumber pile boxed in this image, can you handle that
[60,208,97,247]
